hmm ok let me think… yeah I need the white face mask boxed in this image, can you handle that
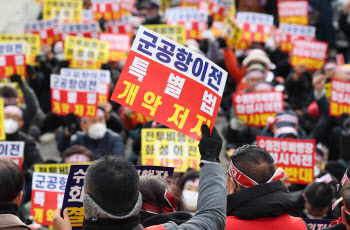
[87,123,107,140]
[4,119,19,134]
[303,209,327,220]
[183,190,198,212]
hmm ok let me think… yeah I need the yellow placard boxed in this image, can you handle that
[0,34,41,66]
[64,36,109,69]
[145,24,186,45]
[34,162,91,175]
[43,0,83,22]
[141,128,200,173]
[223,17,242,48]
[0,98,5,140]
[160,0,173,11]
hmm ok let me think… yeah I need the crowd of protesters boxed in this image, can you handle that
[1,0,350,229]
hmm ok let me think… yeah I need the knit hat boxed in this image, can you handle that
[273,110,299,128]
[242,49,271,68]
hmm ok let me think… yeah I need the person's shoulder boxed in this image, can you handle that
[106,129,122,139]
[0,214,31,229]
[325,223,347,230]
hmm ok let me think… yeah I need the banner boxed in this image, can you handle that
[64,35,109,69]
[82,9,94,21]
[235,12,274,50]
[60,68,111,103]
[165,7,208,40]
[134,165,174,178]
[291,40,328,70]
[303,219,334,230]
[233,91,284,127]
[43,0,83,22]
[110,26,227,140]
[50,72,99,117]
[329,78,350,117]
[180,0,202,7]
[91,1,121,21]
[222,17,242,48]
[141,129,201,172]
[24,18,59,45]
[257,136,315,184]
[278,0,308,25]
[0,141,24,169]
[145,24,186,45]
[99,33,130,62]
[209,0,234,21]
[30,172,68,226]
[275,23,315,52]
[105,15,134,37]
[59,21,100,42]
[0,99,4,140]
[0,43,26,78]
[34,163,91,175]
[0,34,41,66]
[61,165,88,230]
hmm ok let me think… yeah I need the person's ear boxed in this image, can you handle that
[14,191,22,206]
[342,207,349,227]
[18,120,24,129]
[302,193,306,201]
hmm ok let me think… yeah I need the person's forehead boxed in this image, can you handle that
[5,111,21,118]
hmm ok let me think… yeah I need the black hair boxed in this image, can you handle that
[0,86,18,98]
[84,155,139,214]
[0,159,24,203]
[305,182,335,211]
[178,170,200,191]
[230,145,275,184]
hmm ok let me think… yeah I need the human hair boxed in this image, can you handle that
[178,170,200,191]
[0,85,18,98]
[305,182,335,211]
[139,176,185,222]
[84,155,140,214]
[341,182,350,224]
[230,145,275,184]
[0,159,24,203]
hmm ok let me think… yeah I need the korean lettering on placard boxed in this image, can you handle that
[278,0,309,25]
[329,78,350,117]
[276,23,315,52]
[110,26,227,140]
[235,12,274,50]
[209,0,234,21]
[257,136,315,184]
[30,172,68,226]
[43,0,83,22]
[34,163,91,175]
[105,15,134,37]
[145,25,186,45]
[99,33,130,62]
[303,219,333,230]
[141,129,201,172]
[0,98,4,140]
[0,43,26,79]
[24,18,59,45]
[0,34,41,66]
[59,21,100,42]
[222,17,243,48]
[61,68,111,103]
[61,165,89,229]
[233,91,284,127]
[0,141,24,169]
[165,7,208,40]
[50,71,100,117]
[91,0,121,21]
[64,35,109,69]
[291,40,328,70]
[134,165,175,179]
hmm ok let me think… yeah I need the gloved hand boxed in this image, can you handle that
[10,74,24,88]
[63,113,80,136]
[58,60,69,72]
[198,125,223,164]
[217,37,227,49]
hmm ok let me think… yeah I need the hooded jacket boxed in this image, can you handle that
[226,180,309,230]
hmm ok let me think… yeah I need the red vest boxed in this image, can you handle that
[226,213,308,230]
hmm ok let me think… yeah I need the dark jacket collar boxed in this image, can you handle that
[227,180,294,220]
[0,203,19,216]
[83,215,143,230]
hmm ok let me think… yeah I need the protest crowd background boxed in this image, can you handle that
[2,0,350,229]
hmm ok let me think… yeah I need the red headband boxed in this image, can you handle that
[228,162,286,188]
[142,189,176,214]
[342,169,349,186]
